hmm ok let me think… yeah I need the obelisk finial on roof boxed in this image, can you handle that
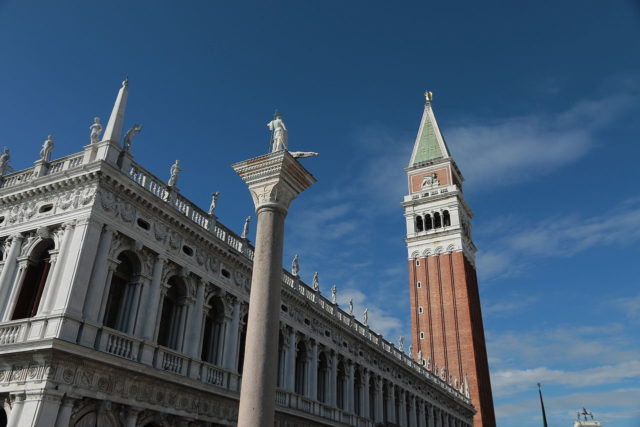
[102,79,130,145]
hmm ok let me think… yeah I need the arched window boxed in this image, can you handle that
[317,351,328,403]
[354,368,362,416]
[369,375,376,420]
[277,329,285,387]
[12,239,54,320]
[295,340,307,395]
[336,360,346,410]
[157,276,188,351]
[424,214,433,230]
[201,296,225,365]
[415,216,424,232]
[103,252,140,333]
[237,313,248,373]
[433,212,442,228]
[443,210,451,227]
[383,382,389,422]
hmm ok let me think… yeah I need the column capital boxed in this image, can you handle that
[232,150,316,214]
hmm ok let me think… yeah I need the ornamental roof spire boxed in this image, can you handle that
[102,79,129,145]
[408,91,451,167]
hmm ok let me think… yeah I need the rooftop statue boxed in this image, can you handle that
[291,254,299,277]
[241,216,251,239]
[398,336,405,351]
[40,135,54,163]
[312,272,319,291]
[267,111,288,152]
[208,192,220,215]
[362,308,368,326]
[348,298,354,315]
[90,117,102,144]
[168,160,181,187]
[331,285,337,304]
[0,148,14,175]
[123,124,143,152]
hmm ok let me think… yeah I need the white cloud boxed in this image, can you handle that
[337,288,404,340]
[492,361,640,397]
[447,91,635,190]
[477,201,640,281]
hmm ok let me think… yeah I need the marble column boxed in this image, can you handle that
[418,400,426,427]
[329,351,338,406]
[388,383,396,423]
[346,362,355,413]
[222,296,241,371]
[80,225,114,322]
[142,256,167,340]
[375,377,384,422]
[285,330,297,392]
[185,280,205,358]
[233,150,315,427]
[362,372,370,420]
[54,397,75,427]
[0,233,24,319]
[308,341,318,400]
[6,393,25,427]
[400,391,408,427]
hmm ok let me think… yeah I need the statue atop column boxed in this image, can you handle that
[208,192,220,215]
[39,135,54,163]
[312,272,319,292]
[267,111,288,152]
[241,216,251,239]
[0,148,14,175]
[291,254,299,277]
[168,160,181,187]
[90,117,102,144]
[123,124,143,152]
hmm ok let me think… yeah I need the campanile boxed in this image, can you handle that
[403,92,496,426]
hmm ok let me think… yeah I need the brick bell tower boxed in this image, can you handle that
[404,92,496,426]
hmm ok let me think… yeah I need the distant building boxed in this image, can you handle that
[0,83,475,426]
[403,93,496,426]
[574,408,602,427]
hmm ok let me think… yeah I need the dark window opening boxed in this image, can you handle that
[425,214,433,230]
[221,269,230,278]
[137,218,150,230]
[182,245,193,256]
[12,239,54,320]
[237,314,248,373]
[443,210,451,227]
[201,296,225,364]
[38,204,53,213]
[415,215,424,232]
[317,352,328,403]
[157,276,187,350]
[434,212,442,228]
[103,252,139,332]
[295,340,307,395]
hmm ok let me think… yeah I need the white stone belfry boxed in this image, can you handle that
[232,150,315,427]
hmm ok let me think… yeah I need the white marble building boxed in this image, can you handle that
[0,82,474,426]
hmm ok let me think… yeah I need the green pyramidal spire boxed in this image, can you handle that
[409,91,451,167]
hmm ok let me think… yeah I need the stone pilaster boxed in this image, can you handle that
[232,150,315,427]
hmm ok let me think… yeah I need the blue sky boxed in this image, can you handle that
[1,1,639,425]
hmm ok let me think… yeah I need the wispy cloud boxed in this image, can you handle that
[337,288,404,339]
[477,200,640,281]
[448,90,636,190]
[492,361,640,397]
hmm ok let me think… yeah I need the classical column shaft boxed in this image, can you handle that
[233,150,315,427]
[346,363,355,413]
[54,398,75,427]
[222,298,241,370]
[142,256,166,340]
[285,330,297,392]
[185,281,205,358]
[2,261,29,322]
[237,206,287,425]
[308,341,318,399]
[329,352,337,406]
[81,226,114,322]
[0,234,23,319]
